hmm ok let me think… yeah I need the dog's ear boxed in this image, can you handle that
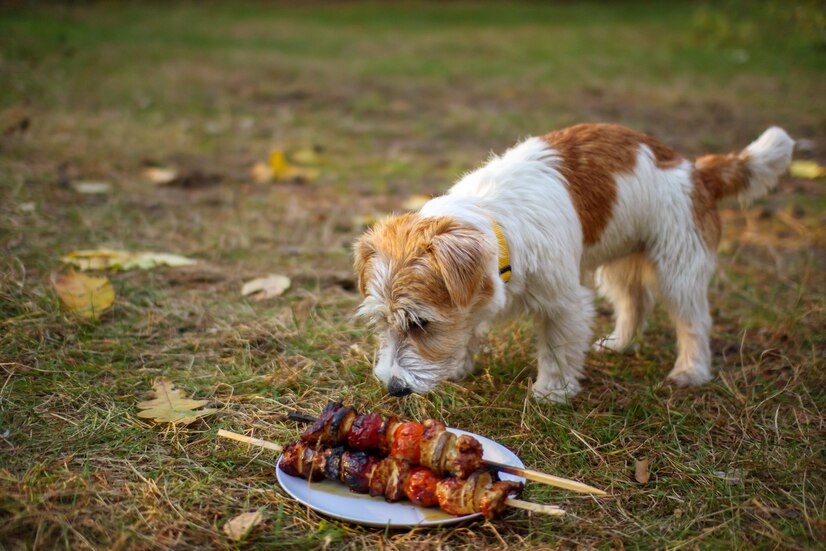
[429,224,488,308]
[353,231,376,296]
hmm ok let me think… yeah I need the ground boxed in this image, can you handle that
[1,2,825,549]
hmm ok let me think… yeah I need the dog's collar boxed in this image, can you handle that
[491,220,511,283]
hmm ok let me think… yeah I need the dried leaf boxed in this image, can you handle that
[634,459,650,484]
[223,509,265,541]
[52,270,114,319]
[291,147,320,165]
[137,377,217,425]
[241,274,291,301]
[250,162,273,184]
[143,167,178,185]
[72,181,111,194]
[402,194,431,211]
[269,150,320,183]
[789,160,826,180]
[61,249,197,271]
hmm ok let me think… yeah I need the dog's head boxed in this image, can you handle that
[354,213,494,396]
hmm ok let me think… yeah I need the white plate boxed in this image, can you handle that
[276,428,526,528]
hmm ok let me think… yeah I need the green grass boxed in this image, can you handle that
[1,1,825,549]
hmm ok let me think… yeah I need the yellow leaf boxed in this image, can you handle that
[402,194,431,211]
[789,160,826,180]
[137,377,217,425]
[269,149,320,183]
[61,249,197,271]
[52,270,114,319]
[241,274,291,302]
[223,509,265,541]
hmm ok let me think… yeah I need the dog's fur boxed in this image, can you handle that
[354,124,794,402]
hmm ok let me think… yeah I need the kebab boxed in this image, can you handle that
[218,430,565,520]
[291,402,606,495]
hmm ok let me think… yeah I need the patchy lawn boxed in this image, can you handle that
[1,1,824,549]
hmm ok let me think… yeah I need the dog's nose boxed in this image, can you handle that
[388,377,412,397]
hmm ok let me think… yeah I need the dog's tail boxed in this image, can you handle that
[694,127,794,203]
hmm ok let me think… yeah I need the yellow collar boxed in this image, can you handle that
[491,220,511,283]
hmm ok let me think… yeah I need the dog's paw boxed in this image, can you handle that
[532,379,580,404]
[592,334,638,354]
[665,364,713,387]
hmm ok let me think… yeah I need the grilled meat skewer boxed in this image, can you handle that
[279,439,523,519]
[300,402,483,478]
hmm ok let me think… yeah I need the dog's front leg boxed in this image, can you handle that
[532,287,594,403]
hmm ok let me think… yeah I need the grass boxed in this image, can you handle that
[1,1,825,549]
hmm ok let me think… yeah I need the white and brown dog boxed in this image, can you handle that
[354,124,793,402]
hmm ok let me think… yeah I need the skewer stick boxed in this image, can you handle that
[505,498,566,516]
[485,460,606,496]
[217,430,567,517]
[285,413,607,496]
[217,429,283,453]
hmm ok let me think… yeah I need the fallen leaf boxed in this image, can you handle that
[634,459,650,484]
[291,147,321,165]
[19,202,36,213]
[52,270,114,319]
[241,275,291,301]
[250,162,273,184]
[71,181,111,194]
[789,160,826,180]
[143,166,178,185]
[223,509,265,541]
[402,194,431,211]
[269,150,320,183]
[163,170,221,189]
[712,468,745,485]
[61,249,197,271]
[137,377,217,425]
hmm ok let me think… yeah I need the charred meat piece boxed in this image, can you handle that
[442,434,484,478]
[436,470,521,518]
[278,441,304,478]
[320,446,345,481]
[340,450,379,494]
[377,416,400,455]
[369,456,410,502]
[347,412,384,451]
[480,481,524,520]
[301,402,343,445]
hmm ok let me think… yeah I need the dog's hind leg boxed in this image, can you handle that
[533,285,595,403]
[593,253,656,353]
[655,247,716,387]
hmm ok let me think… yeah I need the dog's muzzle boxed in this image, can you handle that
[387,377,412,397]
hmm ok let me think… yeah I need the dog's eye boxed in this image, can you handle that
[411,318,429,331]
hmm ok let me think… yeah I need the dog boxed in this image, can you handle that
[353,123,793,402]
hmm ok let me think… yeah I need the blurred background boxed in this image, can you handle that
[1,2,824,549]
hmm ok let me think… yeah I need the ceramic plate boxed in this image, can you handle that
[276,428,525,528]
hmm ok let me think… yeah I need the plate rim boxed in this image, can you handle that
[275,427,526,528]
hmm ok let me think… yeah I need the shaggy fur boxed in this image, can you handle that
[354,123,794,402]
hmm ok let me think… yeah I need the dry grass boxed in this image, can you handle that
[1,2,825,549]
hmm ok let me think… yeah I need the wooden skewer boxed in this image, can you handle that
[218,429,283,453]
[484,459,606,496]
[505,498,566,516]
[218,429,566,517]
[285,412,607,496]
